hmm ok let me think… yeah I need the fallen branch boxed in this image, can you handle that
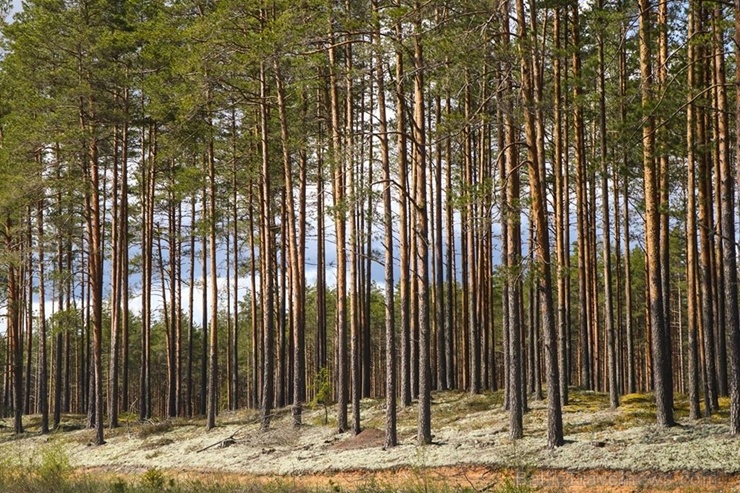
[196,424,250,453]
[196,434,237,453]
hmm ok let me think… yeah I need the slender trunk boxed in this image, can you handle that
[516,0,564,445]
[639,0,674,426]
[36,189,48,433]
[686,21,701,416]
[109,112,127,428]
[374,0,396,446]
[6,216,23,434]
[206,116,218,431]
[434,94,446,392]
[619,8,636,395]
[412,4,431,444]
[186,197,196,417]
[24,213,32,416]
[249,186,260,409]
[231,148,239,411]
[328,16,348,432]
[274,61,305,426]
[657,0,671,393]
[345,32,361,436]
[54,160,63,428]
[169,165,180,418]
[140,125,155,421]
[108,126,120,425]
[463,80,479,396]
[503,0,522,437]
[572,2,590,391]
[394,13,412,408]
[316,131,327,375]
[597,1,618,408]
[259,58,276,431]
[175,204,183,416]
[553,7,569,407]
[200,184,208,416]
[84,125,104,445]
[696,12,719,411]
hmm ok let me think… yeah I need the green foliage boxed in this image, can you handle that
[139,467,169,491]
[50,308,83,336]
[109,478,128,493]
[313,367,332,407]
[36,443,72,485]
[311,367,333,425]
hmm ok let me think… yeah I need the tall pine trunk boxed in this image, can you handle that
[639,0,674,426]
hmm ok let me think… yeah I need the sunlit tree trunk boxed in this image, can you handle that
[695,6,719,412]
[553,7,569,407]
[327,12,349,432]
[516,0,563,446]
[373,0,396,447]
[686,16,701,416]
[274,61,305,426]
[597,0,618,408]
[572,1,590,391]
[206,107,219,430]
[639,0,674,426]
[259,58,276,431]
[141,125,156,421]
[412,1,431,444]
[186,197,196,417]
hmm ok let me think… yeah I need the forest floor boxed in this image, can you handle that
[1,389,740,492]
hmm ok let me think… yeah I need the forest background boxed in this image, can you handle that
[0,0,738,454]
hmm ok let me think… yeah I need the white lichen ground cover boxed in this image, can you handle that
[0,390,738,477]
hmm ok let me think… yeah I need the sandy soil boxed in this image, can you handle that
[2,390,740,491]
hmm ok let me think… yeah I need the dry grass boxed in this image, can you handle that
[137,420,173,439]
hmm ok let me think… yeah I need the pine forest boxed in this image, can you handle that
[0,0,740,471]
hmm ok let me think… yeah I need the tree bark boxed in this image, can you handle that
[259,58,275,431]
[206,113,219,431]
[412,3,431,444]
[639,0,674,426]
[327,14,348,432]
[686,4,701,417]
